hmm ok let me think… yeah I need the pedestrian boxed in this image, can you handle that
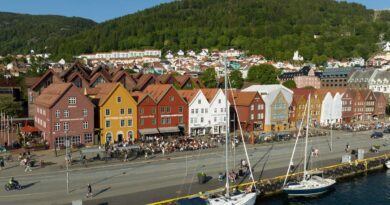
[144,151,148,160]
[24,159,32,172]
[123,151,128,162]
[0,158,4,170]
[86,184,93,198]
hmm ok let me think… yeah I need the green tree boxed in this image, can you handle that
[201,68,217,88]
[312,55,328,66]
[282,80,297,89]
[0,96,23,117]
[246,65,279,84]
[229,70,244,89]
[125,69,136,74]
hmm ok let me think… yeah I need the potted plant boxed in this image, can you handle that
[197,172,206,184]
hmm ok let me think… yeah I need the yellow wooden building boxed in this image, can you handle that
[86,83,137,144]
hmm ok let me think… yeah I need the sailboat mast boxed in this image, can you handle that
[303,94,311,180]
[224,58,229,197]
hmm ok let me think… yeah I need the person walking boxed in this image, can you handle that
[86,184,93,198]
[24,159,32,172]
[0,158,5,170]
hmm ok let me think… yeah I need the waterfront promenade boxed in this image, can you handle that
[0,129,388,205]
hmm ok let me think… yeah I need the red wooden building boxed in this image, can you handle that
[228,91,265,132]
[138,84,188,137]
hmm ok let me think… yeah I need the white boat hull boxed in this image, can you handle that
[283,177,336,197]
[207,192,257,205]
[385,161,390,169]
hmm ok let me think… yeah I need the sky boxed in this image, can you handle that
[0,0,389,23]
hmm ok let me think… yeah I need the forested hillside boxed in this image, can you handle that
[0,12,96,55]
[53,0,390,61]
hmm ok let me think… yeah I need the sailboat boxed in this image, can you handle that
[283,94,336,197]
[206,59,259,205]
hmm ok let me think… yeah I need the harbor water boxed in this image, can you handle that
[257,169,390,205]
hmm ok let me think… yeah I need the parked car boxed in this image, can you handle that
[371,132,384,139]
[383,128,390,134]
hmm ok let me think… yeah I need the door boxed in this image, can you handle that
[118,134,123,143]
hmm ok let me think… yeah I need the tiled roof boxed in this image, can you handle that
[135,74,156,90]
[87,83,119,106]
[227,90,259,106]
[178,89,199,103]
[291,88,316,97]
[143,84,172,102]
[200,88,219,103]
[35,83,72,108]
[24,77,41,88]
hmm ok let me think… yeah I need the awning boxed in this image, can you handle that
[139,128,159,135]
[158,127,180,133]
[20,125,39,133]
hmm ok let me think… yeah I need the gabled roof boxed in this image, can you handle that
[132,91,157,104]
[178,89,200,104]
[85,83,119,106]
[67,71,90,83]
[157,74,174,84]
[89,71,112,86]
[135,74,156,90]
[34,83,73,108]
[200,88,219,103]
[227,90,260,106]
[291,88,316,97]
[143,84,173,103]
[31,69,62,90]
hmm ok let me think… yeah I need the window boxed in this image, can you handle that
[83,109,88,117]
[64,110,69,118]
[218,99,221,104]
[251,114,254,120]
[257,105,261,110]
[205,109,208,113]
[190,118,194,123]
[201,108,204,113]
[55,110,60,118]
[105,120,111,128]
[120,119,125,127]
[214,126,218,133]
[120,108,125,115]
[84,133,93,144]
[106,133,112,143]
[191,109,194,114]
[160,107,165,113]
[220,108,223,113]
[214,117,217,122]
[166,106,171,113]
[179,116,183,124]
[83,122,88,129]
[71,136,81,145]
[179,106,183,113]
[200,117,204,123]
[151,108,156,114]
[195,109,198,114]
[140,108,144,115]
[55,137,65,146]
[251,105,254,110]
[54,123,60,131]
[63,122,69,131]
[170,96,174,101]
[127,119,133,127]
[214,108,217,113]
[198,99,201,104]
[152,118,156,125]
[105,109,110,116]
[117,96,122,103]
[68,97,76,105]
[257,113,260,119]
[127,108,132,115]
[140,119,144,126]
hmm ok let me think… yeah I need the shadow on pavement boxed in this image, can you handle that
[22,181,39,189]
[94,187,111,197]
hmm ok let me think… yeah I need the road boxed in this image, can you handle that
[0,130,388,205]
